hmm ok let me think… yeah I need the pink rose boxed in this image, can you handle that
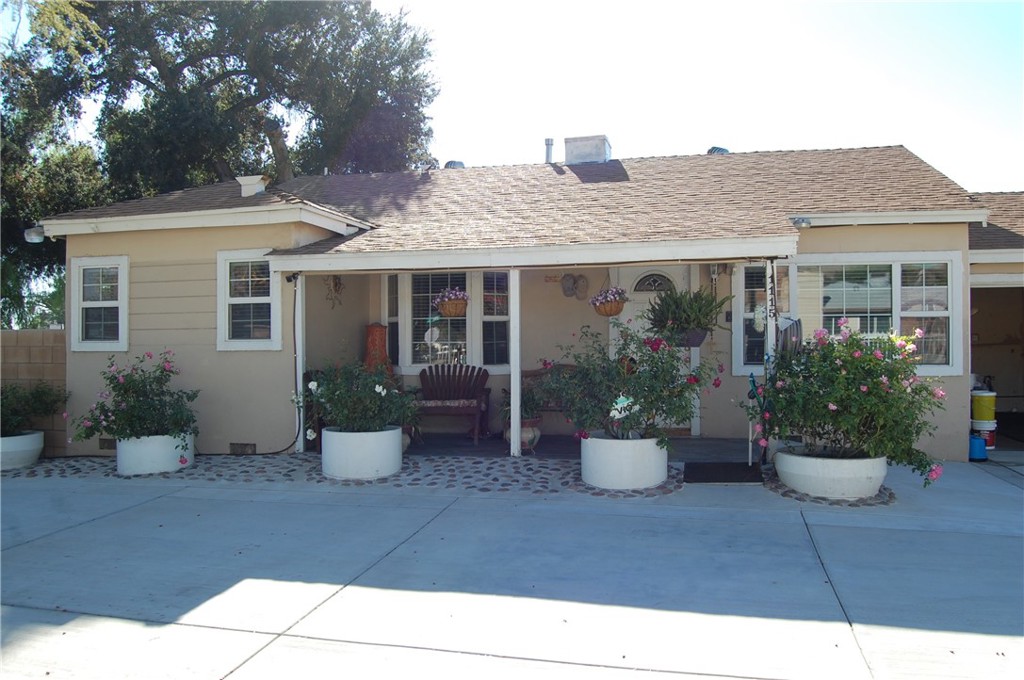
[164,362,173,371]
[873,350,884,360]
[827,403,838,411]
[712,377,722,388]
[118,375,125,384]
[933,387,946,399]
[914,328,925,339]
[758,438,768,448]
[860,385,868,392]
[145,351,153,359]
[927,465,943,482]
[852,350,862,358]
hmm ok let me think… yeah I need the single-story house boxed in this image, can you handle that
[41,138,1021,460]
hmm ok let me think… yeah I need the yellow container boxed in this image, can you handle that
[971,391,996,421]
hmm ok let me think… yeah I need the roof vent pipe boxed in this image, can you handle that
[545,138,553,163]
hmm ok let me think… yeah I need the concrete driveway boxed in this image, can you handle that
[2,454,1022,679]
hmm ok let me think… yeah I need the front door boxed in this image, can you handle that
[611,265,700,435]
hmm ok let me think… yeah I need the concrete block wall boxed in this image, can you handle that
[1,329,68,457]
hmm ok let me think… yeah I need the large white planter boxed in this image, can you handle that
[322,425,402,480]
[581,432,668,490]
[1,431,45,471]
[774,450,887,500]
[116,434,194,476]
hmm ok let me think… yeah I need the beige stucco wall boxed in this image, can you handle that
[716,222,971,462]
[64,224,324,456]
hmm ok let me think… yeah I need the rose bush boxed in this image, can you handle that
[540,319,722,450]
[746,319,946,485]
[299,362,417,434]
[69,350,199,451]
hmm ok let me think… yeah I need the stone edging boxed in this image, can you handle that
[760,463,897,506]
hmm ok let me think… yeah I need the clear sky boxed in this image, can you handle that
[372,0,1023,192]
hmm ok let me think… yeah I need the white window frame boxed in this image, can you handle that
[383,272,512,374]
[70,255,129,352]
[732,251,962,377]
[217,249,282,351]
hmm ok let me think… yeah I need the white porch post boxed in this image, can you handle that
[766,259,778,364]
[509,268,522,456]
[689,264,702,437]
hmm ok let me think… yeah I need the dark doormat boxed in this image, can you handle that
[683,462,762,484]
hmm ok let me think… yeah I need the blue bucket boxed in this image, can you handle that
[969,435,988,462]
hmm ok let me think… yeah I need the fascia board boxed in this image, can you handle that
[40,204,366,236]
[267,235,799,273]
[969,249,1024,264]
[786,209,989,228]
[971,272,1024,287]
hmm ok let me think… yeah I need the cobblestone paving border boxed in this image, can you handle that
[2,453,687,499]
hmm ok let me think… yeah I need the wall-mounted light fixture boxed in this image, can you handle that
[23,226,45,243]
[790,217,811,228]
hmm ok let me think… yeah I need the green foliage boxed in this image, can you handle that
[69,350,200,449]
[642,286,733,340]
[499,384,544,422]
[0,380,68,437]
[746,322,946,484]
[540,321,724,450]
[300,363,418,434]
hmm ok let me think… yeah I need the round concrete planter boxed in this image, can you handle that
[322,425,402,480]
[774,450,887,500]
[581,432,667,490]
[116,435,194,476]
[0,431,45,471]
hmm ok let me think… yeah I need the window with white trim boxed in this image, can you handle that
[217,250,281,351]
[70,256,128,352]
[733,254,959,376]
[385,271,511,369]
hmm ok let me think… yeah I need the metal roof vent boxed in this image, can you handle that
[444,160,465,169]
[707,146,730,155]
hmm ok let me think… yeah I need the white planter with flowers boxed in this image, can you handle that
[300,362,417,481]
[321,426,402,480]
[1,431,46,471]
[773,448,887,500]
[70,349,200,476]
[1,382,68,470]
[581,432,667,490]
[117,434,194,476]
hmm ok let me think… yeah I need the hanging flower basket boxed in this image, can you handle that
[437,299,468,317]
[593,300,625,317]
[589,287,628,317]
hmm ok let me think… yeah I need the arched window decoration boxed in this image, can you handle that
[633,274,674,293]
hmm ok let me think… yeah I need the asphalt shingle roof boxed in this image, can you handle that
[972,192,1024,250]
[272,145,976,255]
[45,145,979,256]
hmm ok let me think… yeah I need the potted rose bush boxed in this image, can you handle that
[70,350,199,476]
[747,319,946,498]
[541,320,723,489]
[300,362,418,480]
[1,381,69,470]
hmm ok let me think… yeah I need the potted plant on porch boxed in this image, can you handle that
[541,320,723,489]
[1,381,69,470]
[70,350,199,476]
[300,362,418,480]
[642,286,733,347]
[745,319,946,499]
[499,383,545,453]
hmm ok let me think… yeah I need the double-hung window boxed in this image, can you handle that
[733,253,959,376]
[387,271,511,369]
[217,249,281,351]
[70,256,129,352]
